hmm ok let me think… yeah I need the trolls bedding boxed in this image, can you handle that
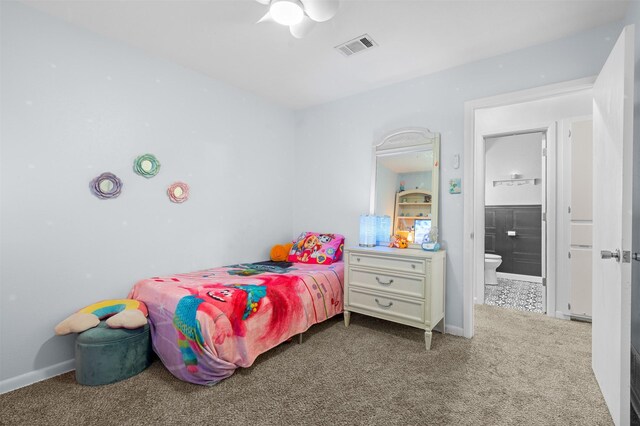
[128,261,344,385]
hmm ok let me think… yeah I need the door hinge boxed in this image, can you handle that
[568,130,572,138]
[542,212,546,222]
[470,232,474,240]
[542,148,547,157]
[623,250,631,263]
[568,302,571,310]
[568,206,571,214]
[568,251,572,259]
[542,278,547,287]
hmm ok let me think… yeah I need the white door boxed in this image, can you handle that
[592,25,634,426]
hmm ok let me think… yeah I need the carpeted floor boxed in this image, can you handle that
[0,305,611,426]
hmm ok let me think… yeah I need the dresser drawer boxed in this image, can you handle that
[348,288,424,323]
[348,268,425,298]
[349,252,426,274]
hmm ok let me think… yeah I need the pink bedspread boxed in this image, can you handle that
[128,261,344,385]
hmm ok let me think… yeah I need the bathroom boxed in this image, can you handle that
[484,132,544,313]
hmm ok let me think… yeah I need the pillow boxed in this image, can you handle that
[54,299,148,335]
[288,232,345,264]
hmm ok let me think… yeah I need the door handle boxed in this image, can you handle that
[633,253,640,262]
[600,249,620,262]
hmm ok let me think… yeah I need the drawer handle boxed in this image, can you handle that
[374,298,393,308]
[356,257,361,262]
[411,264,416,269]
[375,277,394,286]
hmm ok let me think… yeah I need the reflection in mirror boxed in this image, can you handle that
[141,159,153,172]
[98,179,114,193]
[372,128,440,248]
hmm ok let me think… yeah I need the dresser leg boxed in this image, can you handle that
[344,311,351,327]
[424,330,432,350]
[298,333,303,344]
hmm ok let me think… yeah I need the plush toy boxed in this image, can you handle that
[389,235,409,249]
[54,299,148,335]
[270,242,294,262]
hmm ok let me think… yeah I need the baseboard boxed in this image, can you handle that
[445,324,465,337]
[496,272,542,283]
[0,359,75,395]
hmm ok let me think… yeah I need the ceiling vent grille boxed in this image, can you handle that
[335,34,377,57]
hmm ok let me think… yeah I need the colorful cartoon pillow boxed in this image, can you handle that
[54,299,149,335]
[287,232,345,264]
[270,242,294,262]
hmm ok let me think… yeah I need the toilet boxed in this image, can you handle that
[484,254,502,285]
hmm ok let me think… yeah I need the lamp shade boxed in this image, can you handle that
[375,215,391,245]
[270,0,304,26]
[359,214,376,247]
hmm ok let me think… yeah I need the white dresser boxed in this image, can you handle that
[344,246,446,349]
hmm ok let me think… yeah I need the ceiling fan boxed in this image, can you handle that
[256,0,340,38]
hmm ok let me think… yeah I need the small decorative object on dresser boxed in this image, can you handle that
[344,246,446,350]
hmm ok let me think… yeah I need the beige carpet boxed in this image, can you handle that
[0,305,612,426]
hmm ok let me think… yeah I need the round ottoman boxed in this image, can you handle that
[75,321,152,386]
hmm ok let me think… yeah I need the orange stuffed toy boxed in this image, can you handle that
[270,242,294,262]
[389,235,408,249]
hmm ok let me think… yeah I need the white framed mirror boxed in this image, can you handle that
[370,128,440,248]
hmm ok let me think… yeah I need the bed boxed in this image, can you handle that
[128,260,344,385]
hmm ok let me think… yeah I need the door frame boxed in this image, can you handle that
[475,126,551,309]
[462,76,595,338]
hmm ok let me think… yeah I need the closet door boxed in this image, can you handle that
[569,119,593,318]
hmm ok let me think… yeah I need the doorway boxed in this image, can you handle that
[462,78,595,340]
[463,25,634,426]
[483,131,545,314]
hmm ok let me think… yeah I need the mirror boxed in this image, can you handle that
[371,128,440,248]
[167,182,190,203]
[98,179,114,193]
[90,172,123,200]
[141,160,153,172]
[133,153,161,178]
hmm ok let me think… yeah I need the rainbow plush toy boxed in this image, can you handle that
[54,299,148,335]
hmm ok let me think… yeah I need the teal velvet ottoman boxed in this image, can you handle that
[75,321,152,386]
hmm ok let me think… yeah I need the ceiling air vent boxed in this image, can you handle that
[335,34,377,57]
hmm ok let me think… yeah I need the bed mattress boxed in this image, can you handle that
[128,261,344,385]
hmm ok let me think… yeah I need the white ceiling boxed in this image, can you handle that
[24,0,629,110]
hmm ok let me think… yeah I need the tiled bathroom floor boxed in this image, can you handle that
[484,277,544,313]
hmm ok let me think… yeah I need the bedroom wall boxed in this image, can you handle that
[0,2,295,391]
[292,20,624,334]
